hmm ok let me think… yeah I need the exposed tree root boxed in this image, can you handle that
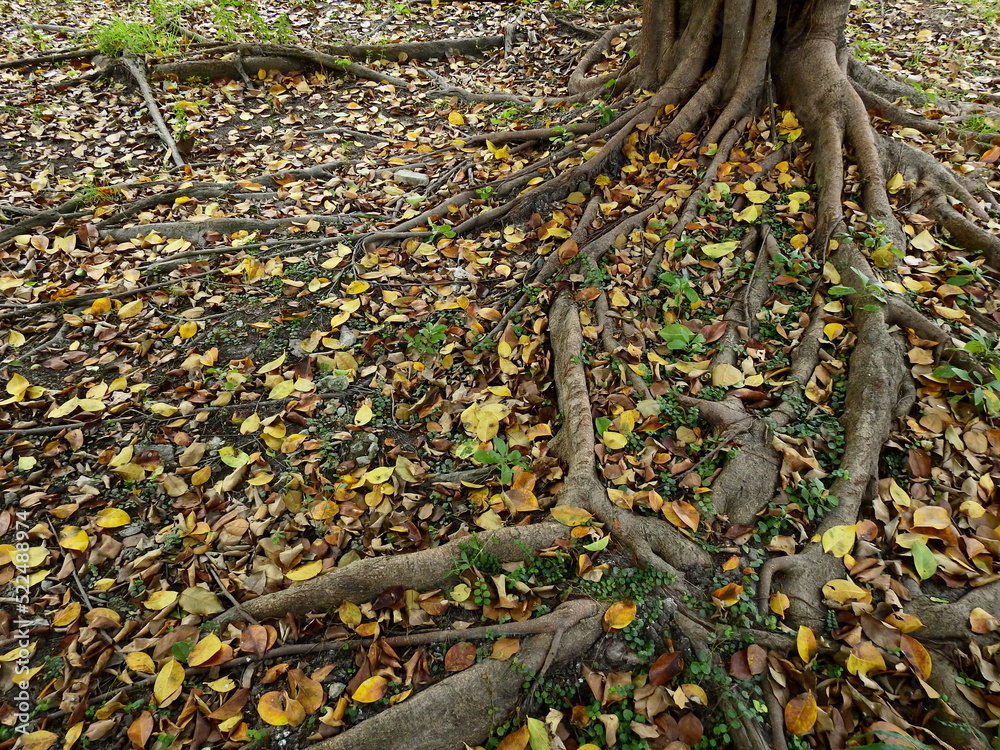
[547,291,711,580]
[0,196,87,248]
[643,120,748,280]
[853,80,943,135]
[906,579,1000,643]
[317,35,507,62]
[847,56,927,107]
[10,3,1000,748]
[307,599,604,750]
[761,240,908,624]
[0,46,98,69]
[693,303,826,526]
[595,291,653,400]
[216,523,567,623]
[568,23,632,94]
[919,190,1000,270]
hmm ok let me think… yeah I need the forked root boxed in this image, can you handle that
[308,600,605,750]
[548,291,712,579]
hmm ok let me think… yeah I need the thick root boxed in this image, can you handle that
[308,600,604,750]
[216,524,566,624]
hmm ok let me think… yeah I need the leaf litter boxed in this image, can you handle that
[0,0,999,749]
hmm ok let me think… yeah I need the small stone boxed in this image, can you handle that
[328,682,346,699]
[136,444,176,465]
[348,432,379,461]
[338,327,357,348]
[393,169,430,187]
[318,374,349,392]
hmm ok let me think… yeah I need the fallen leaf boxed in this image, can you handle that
[550,505,593,526]
[785,693,817,735]
[444,642,477,672]
[900,634,932,680]
[797,626,816,663]
[352,676,388,703]
[127,711,153,749]
[153,659,185,707]
[603,600,637,630]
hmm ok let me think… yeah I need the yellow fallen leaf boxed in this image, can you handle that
[190,465,212,485]
[126,651,156,674]
[785,693,817,736]
[884,612,924,633]
[14,730,58,750]
[144,590,179,611]
[610,288,629,306]
[602,431,627,450]
[257,352,286,374]
[887,478,910,508]
[240,413,261,434]
[822,578,871,604]
[258,691,290,726]
[355,401,373,426]
[448,110,465,126]
[188,634,222,667]
[603,600,637,631]
[52,601,82,627]
[821,525,856,558]
[476,412,500,441]
[117,299,143,318]
[286,560,323,581]
[49,397,80,419]
[6,372,30,397]
[206,677,236,692]
[95,508,131,528]
[847,642,885,677]
[153,659,185,707]
[823,323,843,340]
[787,191,811,212]
[88,298,112,316]
[734,204,762,222]
[701,240,738,258]
[352,676,388,703]
[910,230,937,252]
[797,626,816,662]
[58,526,90,552]
[769,592,790,617]
[77,398,105,412]
[179,586,225,615]
[269,379,295,399]
[913,505,950,530]
[712,362,744,388]
[345,280,370,294]
[550,505,593,527]
[364,466,394,484]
